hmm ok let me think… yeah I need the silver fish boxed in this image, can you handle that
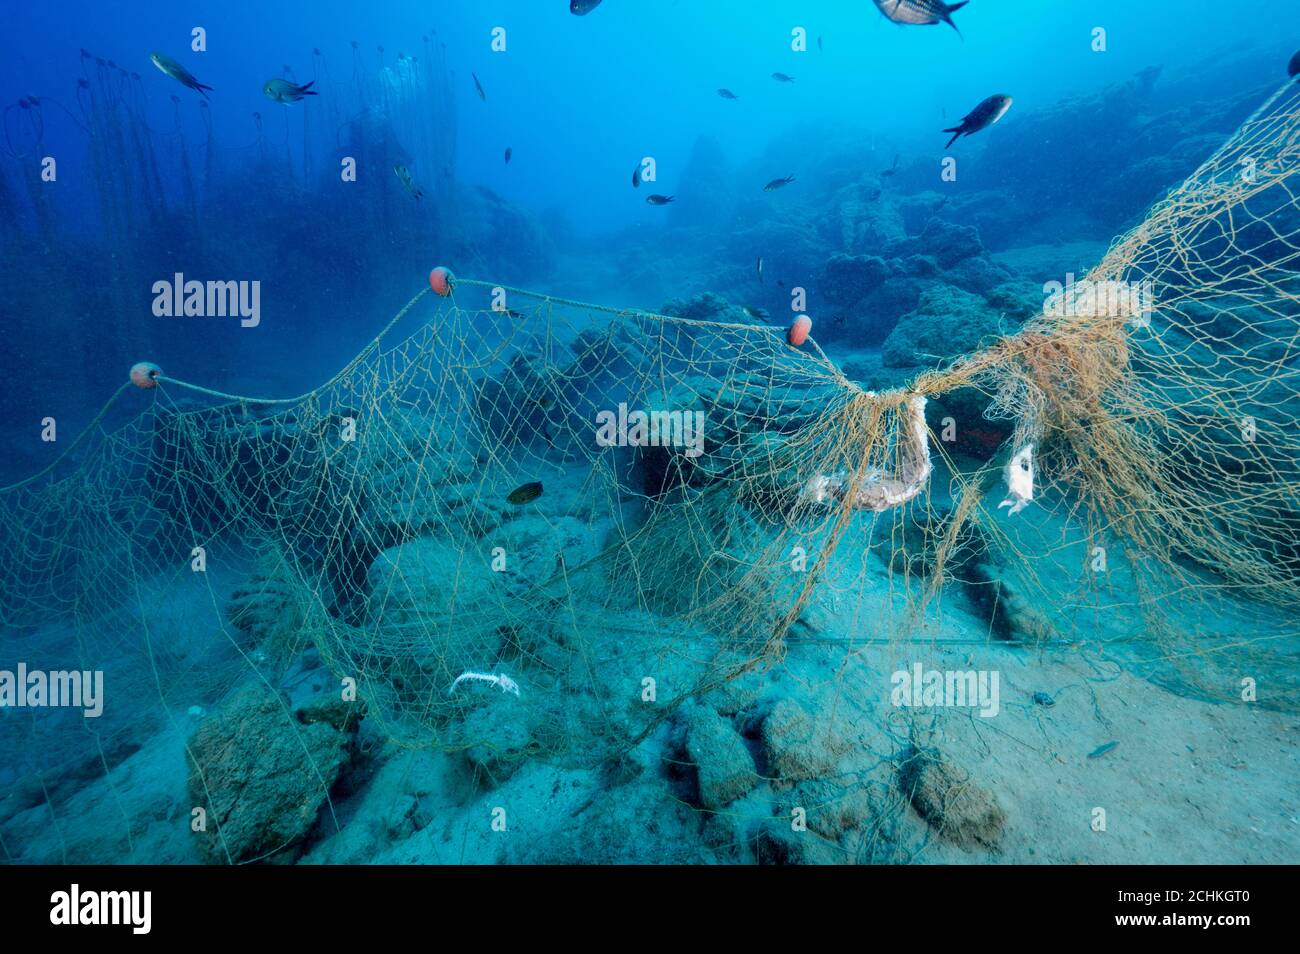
[394,164,424,200]
[149,52,213,99]
[942,94,1012,148]
[873,0,969,36]
[263,78,317,104]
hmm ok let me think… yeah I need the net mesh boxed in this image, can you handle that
[3,81,1300,858]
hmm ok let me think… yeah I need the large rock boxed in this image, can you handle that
[684,705,758,810]
[899,745,1006,850]
[187,684,358,863]
[882,284,1003,368]
[820,253,891,303]
[887,218,986,269]
[762,698,853,782]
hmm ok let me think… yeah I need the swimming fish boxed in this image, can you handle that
[646,194,674,205]
[1031,691,1055,708]
[943,94,1012,148]
[472,72,486,101]
[393,164,424,200]
[717,88,739,100]
[818,36,823,52]
[149,52,213,100]
[1290,50,1300,79]
[262,78,317,104]
[631,163,641,188]
[507,481,544,505]
[570,0,603,14]
[742,305,769,320]
[1087,740,1119,759]
[872,0,969,36]
[763,174,796,192]
[756,257,764,282]
[771,72,795,83]
[505,146,512,164]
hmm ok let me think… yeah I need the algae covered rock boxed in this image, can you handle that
[899,744,1006,850]
[187,684,358,863]
[882,283,1003,368]
[762,698,854,782]
[684,704,759,810]
[820,253,891,302]
[887,217,986,269]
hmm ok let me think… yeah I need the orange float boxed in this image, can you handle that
[130,362,163,389]
[787,314,812,347]
[428,266,455,297]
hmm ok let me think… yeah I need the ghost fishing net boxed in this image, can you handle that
[2,80,1299,862]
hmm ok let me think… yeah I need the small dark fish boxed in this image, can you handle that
[771,72,795,83]
[263,78,317,104]
[394,164,424,200]
[717,88,739,100]
[873,0,969,36]
[1087,740,1119,759]
[507,481,543,505]
[149,52,214,100]
[1290,50,1300,79]
[763,174,796,192]
[646,194,674,205]
[776,279,785,288]
[756,257,764,283]
[531,395,555,411]
[943,93,1012,148]
[817,36,823,52]
[472,72,486,101]
[504,146,512,164]
[570,0,603,14]
[631,163,641,188]
[1031,691,1055,708]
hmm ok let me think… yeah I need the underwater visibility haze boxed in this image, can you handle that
[0,0,1299,878]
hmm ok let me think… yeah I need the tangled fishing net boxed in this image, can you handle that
[3,81,1300,839]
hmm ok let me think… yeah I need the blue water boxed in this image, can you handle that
[2,1,1294,451]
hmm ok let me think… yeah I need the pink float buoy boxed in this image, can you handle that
[130,362,163,389]
[788,314,812,347]
[428,266,455,297]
